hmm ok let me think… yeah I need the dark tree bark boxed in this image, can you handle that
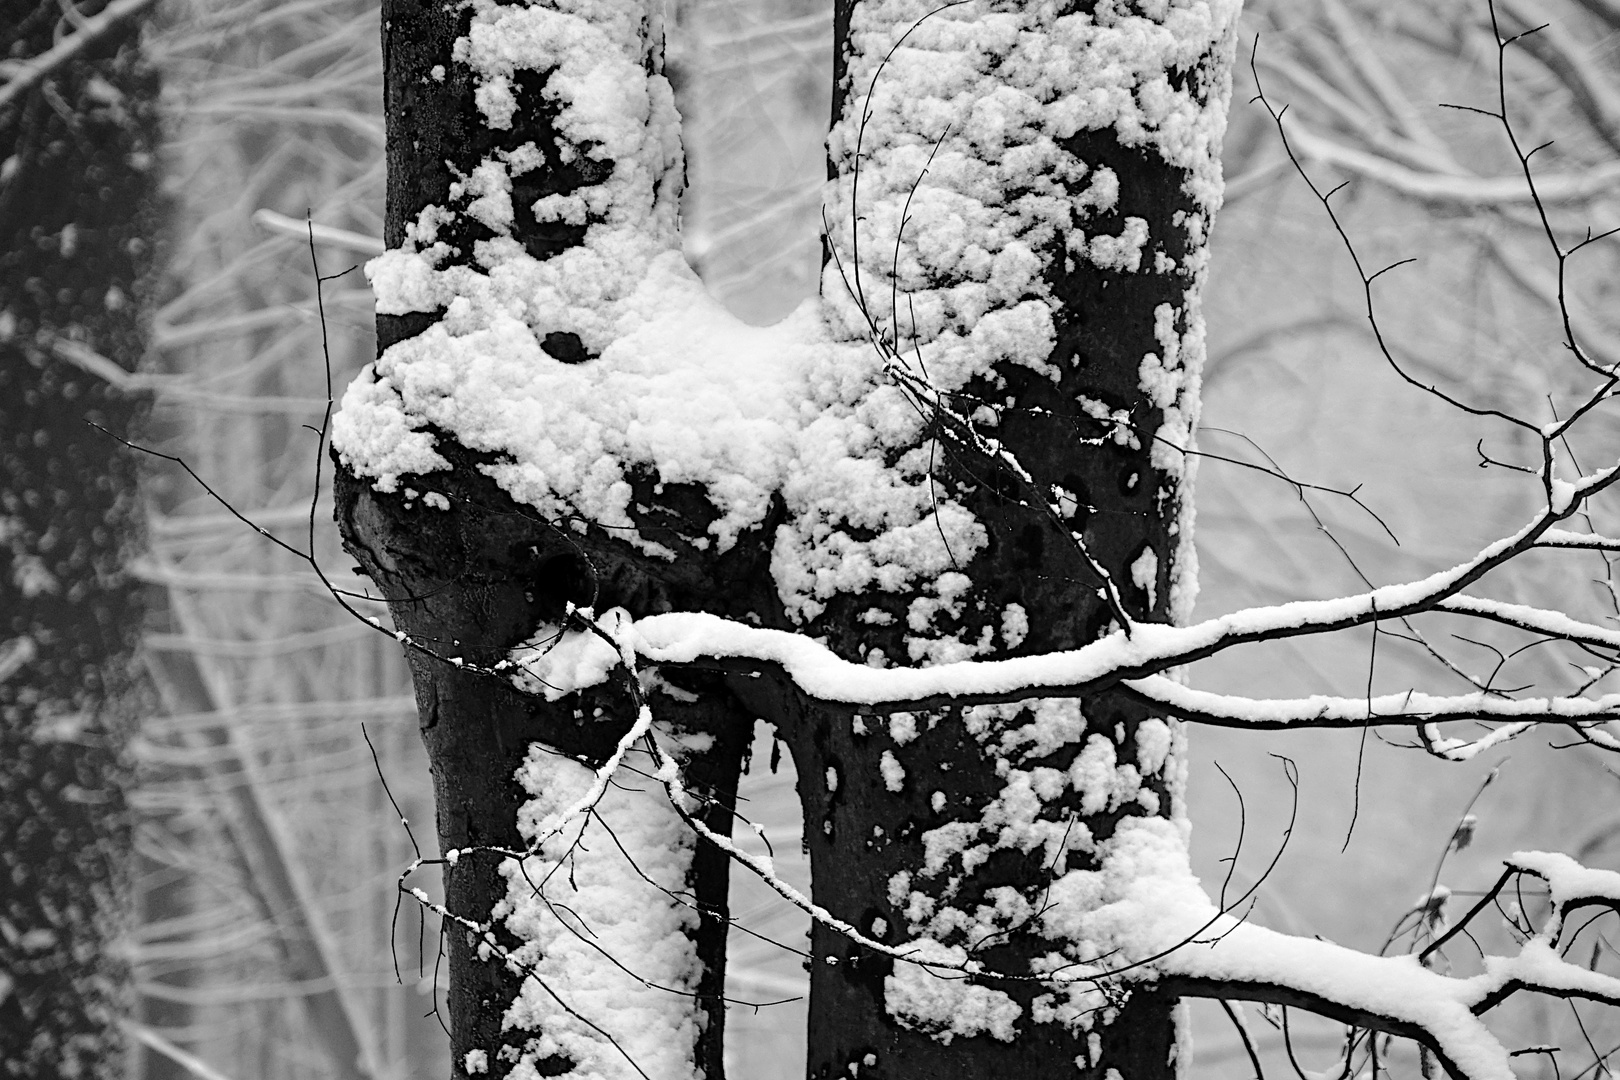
[0,1,161,1075]
[341,3,799,1074]
[785,10,1220,1076]
[337,0,1235,1077]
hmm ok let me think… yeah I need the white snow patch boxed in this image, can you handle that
[885,940,1021,1044]
[889,712,919,745]
[1000,603,1029,648]
[497,745,702,1080]
[1135,718,1172,777]
[508,608,632,700]
[1131,546,1158,609]
[880,750,907,793]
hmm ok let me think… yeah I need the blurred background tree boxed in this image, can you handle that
[9,0,1609,1076]
[1,0,161,1074]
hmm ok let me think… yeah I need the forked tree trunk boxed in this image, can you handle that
[337,0,1236,1077]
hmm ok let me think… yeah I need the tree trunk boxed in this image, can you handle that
[341,9,783,1076]
[784,5,1234,1076]
[336,0,1237,1076]
[0,1,160,1074]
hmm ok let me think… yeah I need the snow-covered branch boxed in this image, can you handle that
[1099,834,1620,1080]
[1120,676,1620,732]
[1433,593,1620,652]
[1535,529,1620,551]
[614,588,1620,715]
[503,474,1620,725]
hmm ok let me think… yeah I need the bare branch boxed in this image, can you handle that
[1280,120,1620,205]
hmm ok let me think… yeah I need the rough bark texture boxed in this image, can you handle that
[347,15,781,1077]
[780,6,1218,1077]
[791,130,1192,1080]
[336,449,778,1078]
[346,0,1226,1076]
[0,2,160,1074]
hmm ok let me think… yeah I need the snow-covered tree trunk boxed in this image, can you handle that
[0,1,160,1073]
[340,1,770,1075]
[335,0,1237,1076]
[787,4,1233,1077]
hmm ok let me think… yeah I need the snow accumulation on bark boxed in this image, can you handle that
[337,0,1235,624]
[331,0,1620,1073]
[494,742,703,1080]
[336,4,1224,1075]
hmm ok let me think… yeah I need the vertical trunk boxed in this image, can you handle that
[787,3,1238,1076]
[342,0,1237,1076]
[336,459,773,1079]
[0,2,160,1075]
[341,1,783,1075]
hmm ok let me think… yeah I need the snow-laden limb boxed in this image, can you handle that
[518,603,1620,730]
[1535,529,1620,551]
[509,463,1620,717]
[1502,852,1620,940]
[1043,820,1620,1080]
[1119,676,1620,730]
[1416,721,1538,761]
[1433,593,1620,652]
[509,593,1619,730]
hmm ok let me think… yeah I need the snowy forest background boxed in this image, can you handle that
[76,0,1620,1076]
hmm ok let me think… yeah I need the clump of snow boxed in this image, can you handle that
[888,712,919,745]
[879,750,907,792]
[508,608,631,700]
[884,940,1022,1043]
[341,254,825,553]
[1069,734,1143,815]
[1079,216,1150,272]
[1134,718,1172,776]
[1130,546,1159,609]
[494,744,703,1080]
[1000,603,1029,649]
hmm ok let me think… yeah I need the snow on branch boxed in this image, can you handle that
[1535,529,1620,551]
[1120,676,1620,734]
[496,470,1620,732]
[1124,836,1620,1080]
[431,601,1620,1080]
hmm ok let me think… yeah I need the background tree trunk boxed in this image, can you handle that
[0,1,161,1074]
